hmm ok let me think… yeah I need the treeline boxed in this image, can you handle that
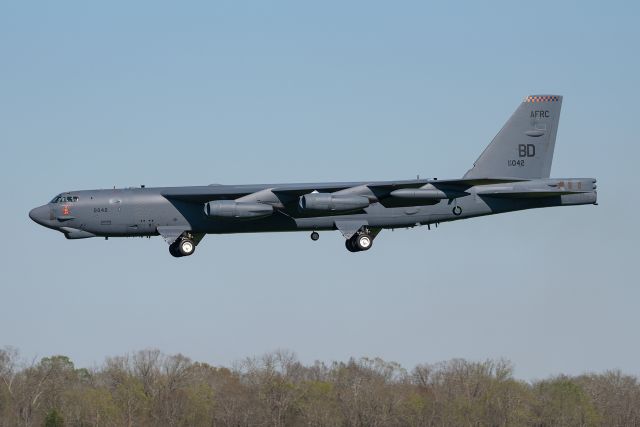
[1,348,640,426]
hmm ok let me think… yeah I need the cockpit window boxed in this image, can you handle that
[50,195,79,203]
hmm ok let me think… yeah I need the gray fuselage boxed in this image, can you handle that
[29,178,597,240]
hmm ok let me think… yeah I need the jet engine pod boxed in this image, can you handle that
[205,200,274,220]
[299,193,370,213]
[389,188,450,200]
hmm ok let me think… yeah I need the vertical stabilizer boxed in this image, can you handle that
[463,95,562,179]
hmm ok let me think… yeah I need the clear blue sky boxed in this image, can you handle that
[1,1,638,380]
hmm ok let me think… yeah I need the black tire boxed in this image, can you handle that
[169,243,182,258]
[345,238,359,252]
[452,206,462,216]
[178,238,196,256]
[354,234,373,251]
[310,231,319,241]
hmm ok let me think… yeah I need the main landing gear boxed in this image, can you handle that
[345,232,373,253]
[169,237,196,257]
[310,228,375,253]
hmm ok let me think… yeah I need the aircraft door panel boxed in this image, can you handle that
[133,202,153,234]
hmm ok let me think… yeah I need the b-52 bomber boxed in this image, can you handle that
[30,95,597,257]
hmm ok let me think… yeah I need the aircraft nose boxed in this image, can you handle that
[29,205,49,226]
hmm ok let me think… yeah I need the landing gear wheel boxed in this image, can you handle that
[310,231,320,241]
[178,238,195,257]
[354,234,373,251]
[345,238,359,252]
[169,243,182,258]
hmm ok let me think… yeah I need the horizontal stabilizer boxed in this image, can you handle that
[477,179,596,199]
[476,190,582,198]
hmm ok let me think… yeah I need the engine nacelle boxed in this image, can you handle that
[205,200,274,219]
[389,188,449,200]
[299,193,370,213]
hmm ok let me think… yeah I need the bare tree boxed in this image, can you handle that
[2,348,640,426]
[0,347,19,426]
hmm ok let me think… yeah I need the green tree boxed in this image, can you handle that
[44,408,64,427]
[533,376,600,426]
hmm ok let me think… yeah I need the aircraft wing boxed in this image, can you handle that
[161,180,430,203]
[161,178,523,203]
[426,178,527,188]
